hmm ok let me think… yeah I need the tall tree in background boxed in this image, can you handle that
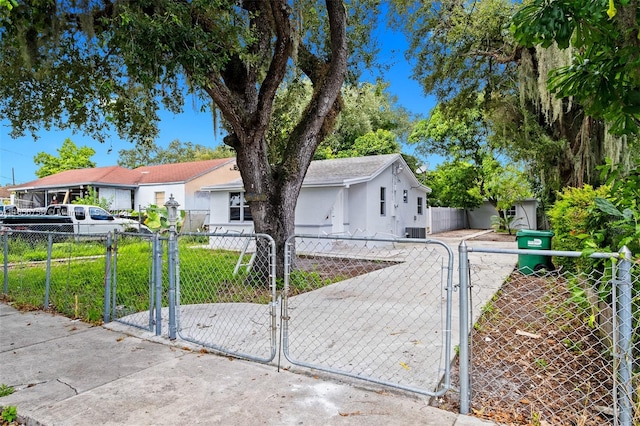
[0,1,379,276]
[511,0,640,135]
[266,80,413,160]
[391,0,636,204]
[34,138,96,178]
[118,140,234,169]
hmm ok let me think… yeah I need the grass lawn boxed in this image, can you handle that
[1,237,342,324]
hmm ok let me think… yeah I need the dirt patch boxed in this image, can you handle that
[431,229,517,243]
[433,273,614,425]
[288,256,399,295]
[470,232,516,243]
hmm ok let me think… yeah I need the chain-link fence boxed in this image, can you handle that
[3,227,637,423]
[108,231,158,332]
[1,229,109,323]
[282,235,455,395]
[174,232,277,363]
[450,245,638,426]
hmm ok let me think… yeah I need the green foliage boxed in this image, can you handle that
[390,0,518,106]
[335,129,400,158]
[490,214,520,235]
[33,139,96,178]
[1,406,17,423]
[143,205,186,233]
[511,0,640,135]
[0,384,15,397]
[547,184,611,253]
[308,82,411,160]
[583,161,640,255]
[424,161,483,208]
[409,103,488,163]
[118,140,234,169]
[481,159,533,211]
[71,186,112,210]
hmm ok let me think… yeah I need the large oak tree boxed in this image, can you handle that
[0,1,378,276]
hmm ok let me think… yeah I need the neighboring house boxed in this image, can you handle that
[467,199,538,231]
[11,166,140,210]
[0,186,14,206]
[202,154,432,238]
[10,158,236,218]
[131,158,236,211]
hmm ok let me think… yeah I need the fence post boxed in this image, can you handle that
[458,241,470,415]
[44,233,53,309]
[2,231,8,294]
[103,232,113,323]
[617,246,633,426]
[154,233,163,336]
[167,229,177,340]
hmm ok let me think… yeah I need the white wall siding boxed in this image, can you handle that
[136,184,185,209]
[98,187,133,210]
[467,200,538,230]
[428,207,467,234]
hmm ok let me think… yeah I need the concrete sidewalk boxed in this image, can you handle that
[0,302,494,425]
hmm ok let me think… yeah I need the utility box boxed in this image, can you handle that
[516,230,554,275]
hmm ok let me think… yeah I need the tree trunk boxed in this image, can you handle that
[211,1,348,282]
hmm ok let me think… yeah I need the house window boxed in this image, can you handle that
[403,190,408,203]
[229,192,253,222]
[417,197,423,215]
[380,187,386,216]
[155,191,165,206]
[506,205,517,217]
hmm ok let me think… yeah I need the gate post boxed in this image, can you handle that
[44,233,53,309]
[165,195,180,341]
[2,231,8,294]
[617,246,633,426]
[103,232,113,323]
[167,229,177,340]
[458,241,470,415]
[154,233,163,336]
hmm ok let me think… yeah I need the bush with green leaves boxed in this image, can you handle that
[547,184,611,270]
[585,162,640,256]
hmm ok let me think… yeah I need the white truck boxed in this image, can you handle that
[0,204,151,236]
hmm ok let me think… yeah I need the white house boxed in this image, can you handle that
[131,158,236,210]
[202,154,432,238]
[467,199,538,230]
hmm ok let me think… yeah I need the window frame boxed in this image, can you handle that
[229,192,253,222]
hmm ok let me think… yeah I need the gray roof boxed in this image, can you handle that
[303,154,398,186]
[202,154,431,193]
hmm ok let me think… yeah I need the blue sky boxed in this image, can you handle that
[0,29,437,186]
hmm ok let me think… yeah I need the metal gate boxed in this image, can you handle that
[175,232,278,363]
[108,231,159,332]
[282,235,455,395]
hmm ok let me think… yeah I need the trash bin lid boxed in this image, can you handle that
[516,229,555,237]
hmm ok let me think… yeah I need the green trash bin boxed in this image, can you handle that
[516,230,554,275]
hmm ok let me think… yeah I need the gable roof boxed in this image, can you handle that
[12,166,140,191]
[303,153,402,186]
[202,154,431,193]
[12,158,237,191]
[132,158,235,184]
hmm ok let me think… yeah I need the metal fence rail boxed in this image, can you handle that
[282,235,455,395]
[457,244,638,426]
[174,232,277,363]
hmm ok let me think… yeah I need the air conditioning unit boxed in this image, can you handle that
[405,227,426,239]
